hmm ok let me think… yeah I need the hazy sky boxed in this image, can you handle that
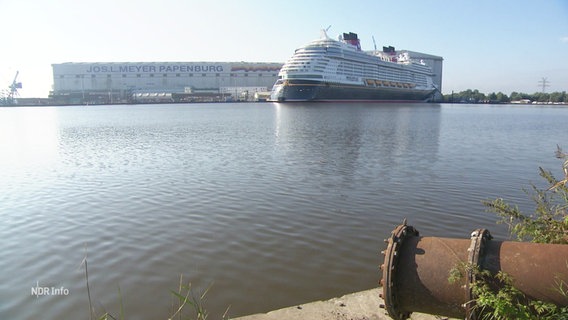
[1,0,567,98]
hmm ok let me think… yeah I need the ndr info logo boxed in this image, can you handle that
[31,281,69,297]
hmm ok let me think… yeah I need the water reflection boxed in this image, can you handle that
[273,103,442,187]
[3,103,565,319]
[0,107,60,169]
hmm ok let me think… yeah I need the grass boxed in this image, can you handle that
[81,250,227,320]
[449,262,568,319]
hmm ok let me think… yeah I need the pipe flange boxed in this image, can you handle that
[464,228,493,319]
[380,220,419,320]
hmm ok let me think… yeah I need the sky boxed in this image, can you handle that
[1,0,567,98]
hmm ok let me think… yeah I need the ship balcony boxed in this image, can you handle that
[284,74,324,79]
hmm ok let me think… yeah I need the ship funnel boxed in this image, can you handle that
[342,32,361,51]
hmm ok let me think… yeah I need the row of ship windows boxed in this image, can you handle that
[335,69,424,84]
[289,58,329,65]
[338,62,416,76]
[326,48,378,64]
[288,72,426,85]
[299,47,432,73]
[286,67,422,84]
[62,73,278,79]
[285,58,428,84]
[292,62,329,67]
[282,70,427,85]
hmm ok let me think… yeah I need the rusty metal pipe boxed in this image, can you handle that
[380,222,568,320]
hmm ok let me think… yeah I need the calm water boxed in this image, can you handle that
[1,102,566,319]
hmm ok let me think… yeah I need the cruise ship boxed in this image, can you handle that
[270,31,439,102]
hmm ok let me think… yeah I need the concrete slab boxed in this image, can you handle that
[232,288,454,320]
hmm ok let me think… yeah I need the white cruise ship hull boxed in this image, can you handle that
[271,79,435,102]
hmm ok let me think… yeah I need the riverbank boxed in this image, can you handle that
[233,288,454,320]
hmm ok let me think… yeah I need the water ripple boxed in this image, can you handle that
[1,103,566,318]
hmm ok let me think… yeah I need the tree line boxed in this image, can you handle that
[442,89,568,103]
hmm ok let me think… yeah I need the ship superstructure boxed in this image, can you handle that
[270,31,440,102]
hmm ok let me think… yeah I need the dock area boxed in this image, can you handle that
[232,288,452,320]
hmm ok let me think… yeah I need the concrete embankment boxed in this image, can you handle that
[233,288,454,320]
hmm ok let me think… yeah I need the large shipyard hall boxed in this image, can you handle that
[50,62,282,104]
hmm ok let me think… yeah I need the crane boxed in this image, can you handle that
[7,71,22,104]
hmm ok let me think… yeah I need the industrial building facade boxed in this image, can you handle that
[402,51,443,101]
[50,62,282,104]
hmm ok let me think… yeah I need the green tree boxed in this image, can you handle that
[443,89,567,104]
[550,91,567,103]
[472,89,486,102]
[496,92,509,103]
[510,92,522,101]
[532,92,551,103]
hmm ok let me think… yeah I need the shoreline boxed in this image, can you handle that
[232,288,456,320]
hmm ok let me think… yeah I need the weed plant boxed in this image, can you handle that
[81,252,226,320]
[484,146,568,244]
[450,146,568,319]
